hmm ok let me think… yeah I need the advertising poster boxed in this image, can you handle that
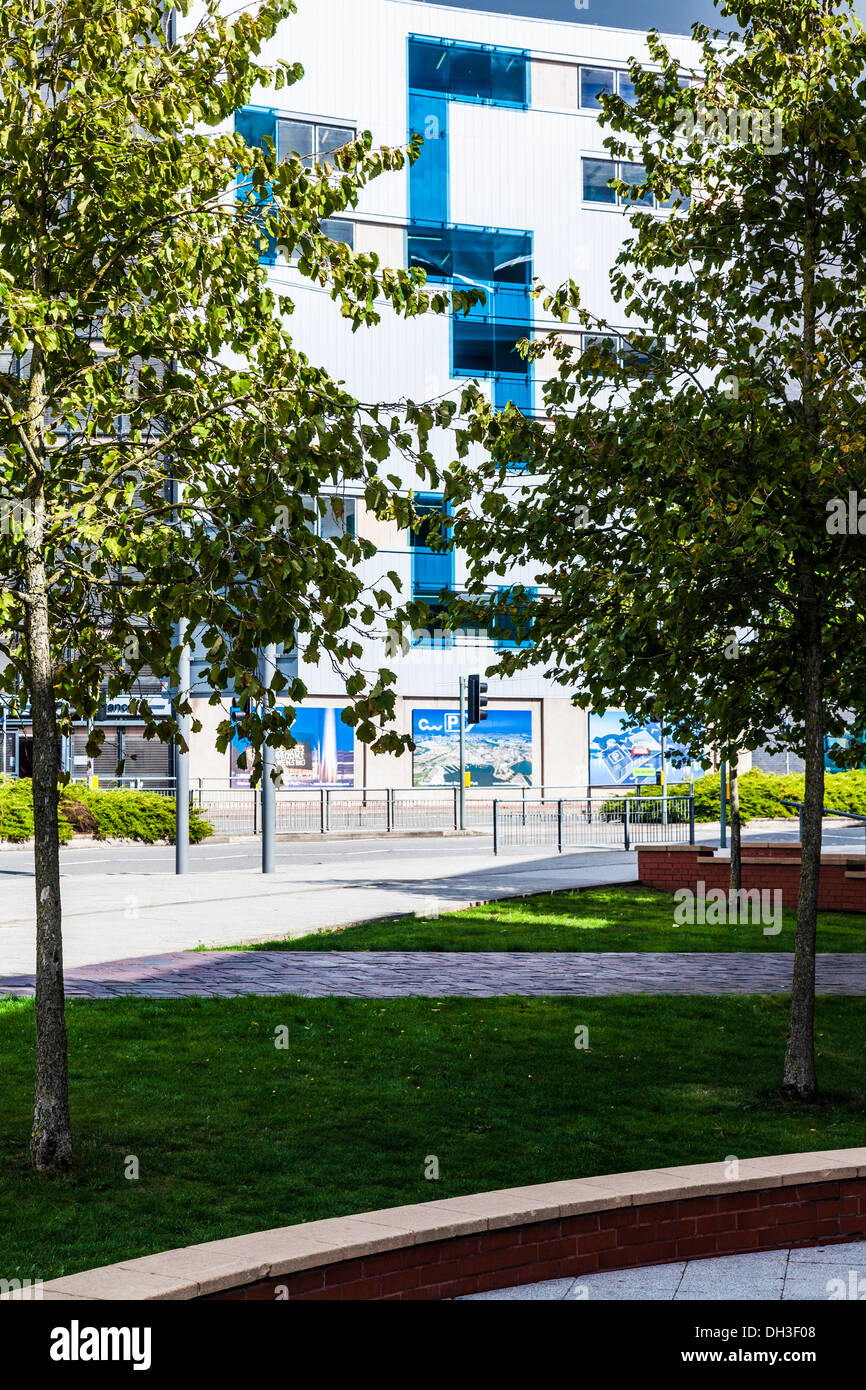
[412,708,532,787]
[589,711,692,787]
[230,706,354,787]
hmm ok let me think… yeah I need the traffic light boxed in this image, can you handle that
[467,673,488,724]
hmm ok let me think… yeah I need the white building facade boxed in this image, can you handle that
[183,0,701,795]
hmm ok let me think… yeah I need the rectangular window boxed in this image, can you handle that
[619,161,653,207]
[618,73,638,106]
[583,158,666,210]
[408,36,527,107]
[237,109,357,260]
[453,316,496,376]
[490,586,536,648]
[582,332,657,377]
[321,218,354,247]
[582,333,619,374]
[582,157,617,204]
[580,67,615,110]
[408,227,531,287]
[410,494,453,597]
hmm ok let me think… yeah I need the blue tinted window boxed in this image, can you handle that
[580,68,615,110]
[453,317,495,375]
[583,158,617,204]
[410,494,453,597]
[450,47,492,100]
[619,161,653,207]
[408,227,531,286]
[491,50,527,105]
[408,36,526,106]
[407,228,453,279]
[409,38,451,93]
[618,74,638,106]
[494,322,529,376]
[321,218,354,247]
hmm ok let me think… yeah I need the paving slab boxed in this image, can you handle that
[457,1244,865,1300]
[3,948,864,999]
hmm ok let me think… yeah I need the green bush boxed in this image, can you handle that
[621,768,866,823]
[0,778,212,843]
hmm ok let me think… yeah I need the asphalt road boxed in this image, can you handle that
[0,817,863,881]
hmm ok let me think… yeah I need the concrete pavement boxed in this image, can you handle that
[457,1243,866,1300]
[0,840,639,975]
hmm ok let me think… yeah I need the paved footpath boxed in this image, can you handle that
[0,844,638,974]
[2,949,865,999]
[458,1243,866,1301]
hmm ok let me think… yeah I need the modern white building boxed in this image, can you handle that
[189,1,700,793]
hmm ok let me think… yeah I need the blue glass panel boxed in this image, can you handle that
[450,46,492,101]
[409,92,449,222]
[491,50,527,106]
[408,38,450,93]
[236,108,278,263]
[494,372,533,416]
[583,158,617,204]
[412,551,453,592]
[452,228,495,284]
[491,231,532,285]
[407,228,452,279]
[618,74,638,106]
[453,316,495,375]
[236,107,277,155]
[580,68,615,110]
[494,321,529,377]
[620,161,653,207]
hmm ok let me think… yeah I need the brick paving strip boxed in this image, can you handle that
[1,950,865,999]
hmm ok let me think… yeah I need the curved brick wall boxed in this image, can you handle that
[23,1148,866,1302]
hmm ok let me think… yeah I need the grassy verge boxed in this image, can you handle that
[1,993,865,1281]
[221,887,866,953]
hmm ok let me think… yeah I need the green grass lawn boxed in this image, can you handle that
[223,886,866,953]
[2,992,865,1281]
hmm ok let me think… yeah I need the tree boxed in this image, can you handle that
[447,0,866,1100]
[0,0,448,1170]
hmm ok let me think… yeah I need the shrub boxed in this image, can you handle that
[0,779,212,843]
[620,768,866,823]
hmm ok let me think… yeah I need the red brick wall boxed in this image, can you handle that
[205,1179,866,1300]
[637,844,866,914]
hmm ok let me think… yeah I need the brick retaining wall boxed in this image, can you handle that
[208,1179,866,1301]
[24,1150,866,1301]
[637,843,866,913]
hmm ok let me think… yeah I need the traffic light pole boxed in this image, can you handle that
[261,643,276,874]
[458,676,466,831]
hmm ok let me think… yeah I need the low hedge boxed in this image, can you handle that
[0,778,212,843]
[620,768,866,824]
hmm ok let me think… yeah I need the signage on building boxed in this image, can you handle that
[412,708,532,787]
[101,694,172,722]
[588,711,692,786]
[230,705,354,788]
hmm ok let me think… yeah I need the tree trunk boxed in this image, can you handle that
[729,756,741,893]
[782,555,823,1101]
[25,537,72,1170]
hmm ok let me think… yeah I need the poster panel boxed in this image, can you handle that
[412,708,532,787]
[230,706,354,787]
[588,711,691,786]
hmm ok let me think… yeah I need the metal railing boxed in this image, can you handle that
[64,778,695,849]
[492,794,695,855]
[777,799,866,851]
